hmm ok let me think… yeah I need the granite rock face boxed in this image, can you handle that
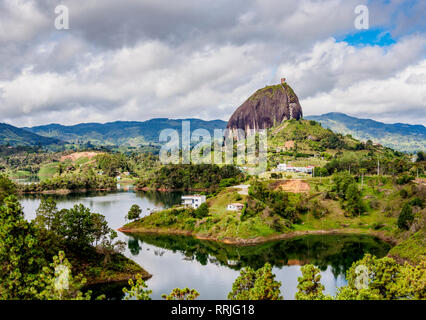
[226,83,303,134]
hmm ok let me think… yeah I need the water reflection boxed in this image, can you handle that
[19,189,391,300]
[127,233,391,278]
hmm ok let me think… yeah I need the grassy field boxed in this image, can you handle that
[38,162,59,181]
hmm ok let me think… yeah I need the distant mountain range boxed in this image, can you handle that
[305,112,425,153]
[22,118,227,147]
[1,113,424,152]
[0,123,63,146]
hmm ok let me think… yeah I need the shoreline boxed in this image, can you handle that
[18,187,117,195]
[135,186,209,192]
[117,226,398,246]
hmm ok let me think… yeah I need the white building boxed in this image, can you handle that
[275,163,314,174]
[227,203,244,211]
[277,163,288,171]
[181,195,206,209]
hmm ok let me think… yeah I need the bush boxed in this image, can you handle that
[127,204,142,221]
[399,189,408,198]
[219,178,237,188]
[396,175,414,185]
[369,199,380,210]
[409,197,424,208]
[184,218,197,230]
[310,200,329,219]
[193,203,209,219]
[241,198,264,221]
[397,203,414,230]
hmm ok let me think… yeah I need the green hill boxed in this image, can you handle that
[268,118,362,153]
[24,118,227,147]
[305,113,425,153]
[0,123,63,147]
[264,119,409,176]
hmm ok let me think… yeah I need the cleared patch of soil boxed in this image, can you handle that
[60,152,102,162]
[272,179,311,193]
[284,140,295,150]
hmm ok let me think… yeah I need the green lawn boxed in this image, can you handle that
[38,163,59,180]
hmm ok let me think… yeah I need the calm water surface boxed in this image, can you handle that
[19,185,391,300]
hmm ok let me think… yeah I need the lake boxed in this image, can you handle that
[19,186,392,300]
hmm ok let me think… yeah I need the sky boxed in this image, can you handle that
[0,0,425,127]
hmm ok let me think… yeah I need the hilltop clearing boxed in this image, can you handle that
[60,151,103,162]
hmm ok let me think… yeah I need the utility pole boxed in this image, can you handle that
[377,158,380,176]
[360,168,366,190]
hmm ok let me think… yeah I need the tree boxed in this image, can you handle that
[36,251,92,300]
[35,197,59,231]
[97,230,126,266]
[123,274,152,300]
[296,265,329,300]
[57,204,96,248]
[345,183,365,217]
[332,172,365,217]
[397,203,414,230]
[228,263,282,300]
[0,174,16,204]
[332,171,356,199]
[0,196,47,299]
[343,254,415,300]
[126,204,142,221]
[162,288,200,300]
[298,255,426,300]
[92,213,110,246]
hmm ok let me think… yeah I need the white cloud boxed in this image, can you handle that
[0,41,272,125]
[277,36,426,97]
[0,0,49,44]
[275,35,426,125]
[0,0,425,127]
[301,60,426,125]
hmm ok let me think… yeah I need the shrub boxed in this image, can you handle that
[409,197,424,208]
[310,200,329,219]
[126,204,142,221]
[397,203,414,230]
[399,189,408,198]
[194,203,209,219]
[396,175,414,185]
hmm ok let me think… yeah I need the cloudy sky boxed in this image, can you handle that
[0,0,425,127]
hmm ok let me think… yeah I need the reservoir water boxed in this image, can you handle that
[19,185,391,300]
